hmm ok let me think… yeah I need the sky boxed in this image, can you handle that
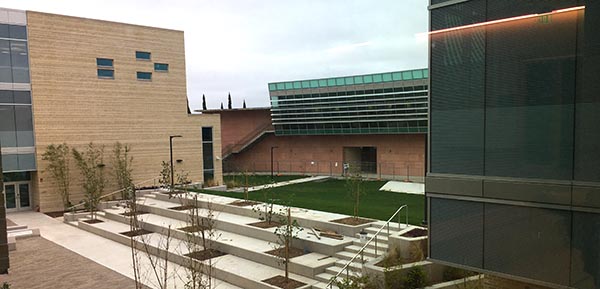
[2,0,429,110]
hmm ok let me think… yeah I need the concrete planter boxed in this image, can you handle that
[63,211,90,222]
[423,275,485,289]
[388,227,428,260]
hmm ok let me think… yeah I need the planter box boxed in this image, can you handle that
[388,227,428,261]
[63,211,90,222]
[423,275,485,289]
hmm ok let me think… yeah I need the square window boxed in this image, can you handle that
[354,76,364,84]
[392,72,402,81]
[136,51,151,60]
[327,78,336,86]
[383,73,393,82]
[96,58,113,67]
[363,75,373,83]
[318,79,327,87]
[309,80,319,88]
[402,71,413,80]
[136,71,152,80]
[276,83,285,90]
[373,74,383,83]
[301,81,310,88]
[154,63,169,71]
[268,83,277,91]
[8,25,27,40]
[412,70,423,79]
[98,69,114,79]
[335,77,345,86]
[293,81,301,89]
[345,77,354,85]
[284,82,293,90]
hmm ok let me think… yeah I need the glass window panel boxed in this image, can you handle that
[202,127,213,142]
[402,71,413,80]
[11,67,29,83]
[268,83,276,91]
[301,81,310,88]
[423,69,429,78]
[354,76,363,84]
[327,78,336,86]
[96,58,113,67]
[310,80,319,88]
[135,51,151,60]
[8,25,27,40]
[0,90,13,103]
[373,74,383,83]
[18,153,36,171]
[335,77,344,86]
[13,91,30,104]
[97,69,114,78]
[2,172,30,182]
[363,75,373,83]
[392,72,402,81]
[2,154,18,172]
[412,70,424,79]
[283,82,292,90]
[0,105,17,146]
[344,77,354,85]
[154,63,169,71]
[0,24,8,38]
[10,41,28,68]
[293,81,301,89]
[571,212,600,289]
[382,73,393,82]
[318,79,327,87]
[15,105,33,147]
[136,71,152,80]
[276,83,285,90]
[203,145,214,169]
[203,170,214,183]
[0,40,12,83]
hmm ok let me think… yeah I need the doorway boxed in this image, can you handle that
[3,182,31,212]
[343,146,377,174]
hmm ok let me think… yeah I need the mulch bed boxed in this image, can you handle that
[248,221,282,229]
[120,229,153,237]
[265,247,306,259]
[178,225,208,233]
[330,217,372,226]
[169,205,199,211]
[120,211,149,217]
[229,200,260,207]
[401,228,428,238]
[82,219,104,224]
[44,211,66,218]
[185,249,227,261]
[262,275,306,289]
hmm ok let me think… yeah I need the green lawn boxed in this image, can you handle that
[223,174,305,188]
[194,178,424,225]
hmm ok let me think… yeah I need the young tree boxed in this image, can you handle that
[72,143,107,220]
[345,170,364,220]
[41,143,72,209]
[273,207,303,281]
[112,142,133,200]
[202,94,207,111]
[158,161,172,193]
[227,92,232,109]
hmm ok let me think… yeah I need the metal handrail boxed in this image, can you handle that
[326,204,409,288]
[67,177,158,212]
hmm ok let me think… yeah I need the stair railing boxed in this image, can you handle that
[67,177,158,213]
[326,204,409,288]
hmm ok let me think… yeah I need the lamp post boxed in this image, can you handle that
[270,146,278,182]
[169,135,182,191]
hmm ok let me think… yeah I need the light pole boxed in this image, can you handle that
[270,146,278,182]
[169,135,182,191]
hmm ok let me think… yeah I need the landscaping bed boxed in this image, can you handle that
[262,275,306,289]
[229,200,260,207]
[177,225,208,233]
[168,205,198,211]
[248,221,281,229]
[120,229,152,237]
[185,249,226,261]
[331,216,373,226]
[265,247,306,259]
[82,219,104,224]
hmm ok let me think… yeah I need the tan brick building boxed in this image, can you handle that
[1,8,222,213]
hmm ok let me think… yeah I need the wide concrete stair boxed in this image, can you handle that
[66,190,409,289]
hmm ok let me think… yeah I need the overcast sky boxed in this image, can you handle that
[3,0,429,110]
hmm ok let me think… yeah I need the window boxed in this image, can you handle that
[202,127,214,183]
[97,69,114,79]
[9,25,27,40]
[154,63,168,72]
[136,72,152,80]
[136,51,151,60]
[96,58,113,67]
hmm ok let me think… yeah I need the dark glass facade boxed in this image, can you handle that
[0,22,35,173]
[428,1,600,288]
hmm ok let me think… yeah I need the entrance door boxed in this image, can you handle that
[3,182,31,211]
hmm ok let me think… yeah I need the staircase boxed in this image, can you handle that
[222,122,274,159]
[65,190,412,289]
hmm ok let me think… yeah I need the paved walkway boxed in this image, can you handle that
[379,181,425,195]
[247,175,330,192]
[1,237,144,289]
[5,212,238,289]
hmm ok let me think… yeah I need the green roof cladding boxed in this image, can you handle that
[268,68,428,91]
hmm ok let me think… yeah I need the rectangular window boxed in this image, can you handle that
[96,58,113,67]
[0,40,13,83]
[154,63,169,72]
[136,72,152,80]
[0,24,8,38]
[202,127,214,183]
[8,25,27,40]
[10,41,29,83]
[136,51,151,60]
[97,69,114,79]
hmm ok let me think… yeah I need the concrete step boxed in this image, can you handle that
[355,232,388,244]
[334,260,362,272]
[352,239,388,252]
[312,281,339,289]
[334,250,372,264]
[344,245,379,258]
[77,216,317,289]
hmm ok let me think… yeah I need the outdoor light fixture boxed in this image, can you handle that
[426,6,585,36]
[169,135,183,190]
